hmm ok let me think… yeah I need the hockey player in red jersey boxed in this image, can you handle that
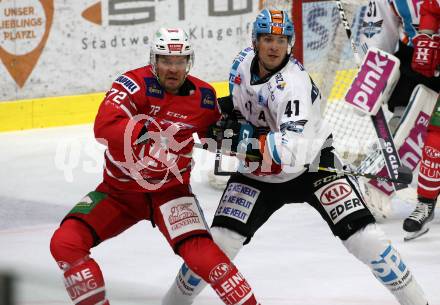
[49,28,261,305]
[403,0,440,240]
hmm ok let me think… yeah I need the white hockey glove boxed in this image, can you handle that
[264,131,311,173]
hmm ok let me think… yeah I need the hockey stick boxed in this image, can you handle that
[335,0,409,190]
[316,165,412,185]
[213,131,231,176]
[197,139,412,184]
[335,0,361,64]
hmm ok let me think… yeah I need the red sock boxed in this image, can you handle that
[210,263,259,305]
[50,219,109,305]
[417,128,440,200]
[63,258,108,305]
[178,237,260,305]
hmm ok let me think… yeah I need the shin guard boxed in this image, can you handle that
[343,223,428,305]
[162,228,246,305]
[177,236,258,305]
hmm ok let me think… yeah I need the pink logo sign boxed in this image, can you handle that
[345,50,397,114]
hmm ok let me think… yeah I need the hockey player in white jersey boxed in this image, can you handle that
[162,8,430,305]
[358,0,439,240]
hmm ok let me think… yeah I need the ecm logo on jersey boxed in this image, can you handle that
[81,0,253,26]
[0,0,54,87]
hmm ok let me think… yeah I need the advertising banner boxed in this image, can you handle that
[0,0,256,101]
[0,0,348,102]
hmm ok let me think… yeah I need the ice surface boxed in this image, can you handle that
[0,125,438,305]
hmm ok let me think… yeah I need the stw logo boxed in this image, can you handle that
[81,0,155,26]
[371,245,407,284]
[319,182,352,205]
[0,0,54,87]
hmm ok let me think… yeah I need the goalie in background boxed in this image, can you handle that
[162,8,430,305]
[359,0,439,240]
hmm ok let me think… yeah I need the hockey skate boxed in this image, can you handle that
[403,200,436,241]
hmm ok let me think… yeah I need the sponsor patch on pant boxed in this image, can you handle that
[215,183,259,223]
[314,179,364,224]
[160,197,207,239]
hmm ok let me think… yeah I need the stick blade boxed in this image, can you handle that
[397,165,413,184]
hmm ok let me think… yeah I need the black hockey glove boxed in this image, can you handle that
[207,117,266,161]
[217,95,234,116]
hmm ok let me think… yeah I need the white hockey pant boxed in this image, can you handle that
[343,223,427,305]
[162,227,246,305]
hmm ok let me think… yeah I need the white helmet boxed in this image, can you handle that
[150,28,194,74]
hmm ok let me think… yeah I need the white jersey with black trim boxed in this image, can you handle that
[229,47,332,183]
[359,0,425,56]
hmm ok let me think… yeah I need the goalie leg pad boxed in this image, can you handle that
[358,179,392,221]
[393,84,438,145]
[364,84,438,196]
[343,223,428,305]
